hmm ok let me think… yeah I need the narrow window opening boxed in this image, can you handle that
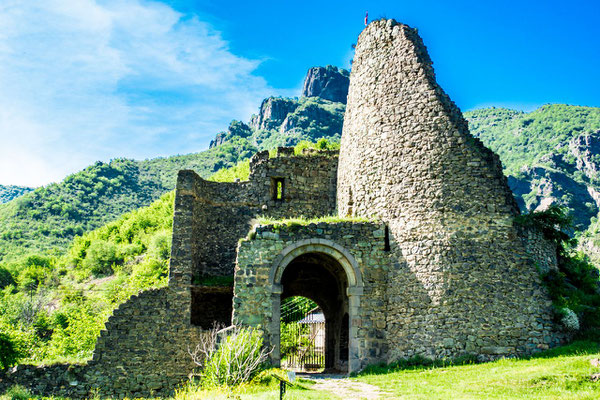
[347,188,353,217]
[384,225,391,252]
[271,177,285,201]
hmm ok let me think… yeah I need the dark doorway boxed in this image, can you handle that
[190,286,233,328]
[279,252,349,372]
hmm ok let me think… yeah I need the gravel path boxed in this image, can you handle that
[301,374,384,400]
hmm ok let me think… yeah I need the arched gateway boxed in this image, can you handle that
[269,239,363,372]
[232,224,387,374]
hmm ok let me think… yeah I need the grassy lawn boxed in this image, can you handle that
[173,379,338,400]
[353,341,600,399]
[2,342,599,399]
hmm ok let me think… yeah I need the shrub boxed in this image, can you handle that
[148,230,172,261]
[0,266,15,289]
[129,258,168,290]
[0,332,24,370]
[17,264,47,291]
[516,205,600,333]
[2,385,32,400]
[189,325,273,388]
[559,307,580,331]
[81,240,120,276]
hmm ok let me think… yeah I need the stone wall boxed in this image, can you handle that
[517,226,559,274]
[233,221,390,371]
[0,287,205,398]
[337,19,566,361]
[169,148,338,285]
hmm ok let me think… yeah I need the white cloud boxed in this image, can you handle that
[0,0,285,187]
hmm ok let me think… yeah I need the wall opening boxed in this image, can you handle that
[280,296,325,371]
[190,286,233,328]
[384,225,391,251]
[271,177,285,201]
[279,252,349,372]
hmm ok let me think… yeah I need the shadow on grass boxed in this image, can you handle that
[355,340,600,377]
[527,340,600,359]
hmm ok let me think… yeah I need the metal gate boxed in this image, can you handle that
[280,297,325,371]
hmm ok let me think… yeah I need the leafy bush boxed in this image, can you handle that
[17,264,47,291]
[148,230,172,261]
[516,205,600,332]
[81,240,120,276]
[558,307,580,331]
[0,332,24,370]
[190,325,273,388]
[2,385,32,400]
[0,266,15,289]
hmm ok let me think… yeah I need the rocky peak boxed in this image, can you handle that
[209,120,252,148]
[249,97,299,131]
[301,65,350,104]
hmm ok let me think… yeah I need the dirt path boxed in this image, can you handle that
[305,375,384,400]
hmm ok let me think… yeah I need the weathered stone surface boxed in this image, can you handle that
[209,120,252,148]
[234,222,390,371]
[301,65,350,104]
[336,19,567,363]
[249,97,299,131]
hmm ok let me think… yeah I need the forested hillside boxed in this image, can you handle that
[465,105,600,259]
[0,185,34,204]
[0,140,255,263]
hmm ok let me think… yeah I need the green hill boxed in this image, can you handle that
[0,139,256,263]
[0,185,34,204]
[0,94,345,264]
[465,105,600,233]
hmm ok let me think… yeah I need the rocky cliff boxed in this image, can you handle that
[209,66,348,150]
[301,65,350,104]
[209,120,252,148]
[249,97,298,131]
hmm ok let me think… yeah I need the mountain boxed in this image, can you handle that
[0,67,349,264]
[210,65,349,150]
[0,185,34,204]
[301,65,350,103]
[465,105,600,232]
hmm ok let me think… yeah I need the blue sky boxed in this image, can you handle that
[0,0,598,186]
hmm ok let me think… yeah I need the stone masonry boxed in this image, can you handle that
[1,19,569,398]
[335,19,565,362]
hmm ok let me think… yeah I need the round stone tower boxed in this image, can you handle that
[338,19,563,360]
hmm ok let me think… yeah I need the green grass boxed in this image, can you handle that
[256,215,375,229]
[353,340,600,399]
[2,341,600,399]
[174,379,337,400]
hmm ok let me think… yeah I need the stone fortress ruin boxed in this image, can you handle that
[1,19,568,398]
